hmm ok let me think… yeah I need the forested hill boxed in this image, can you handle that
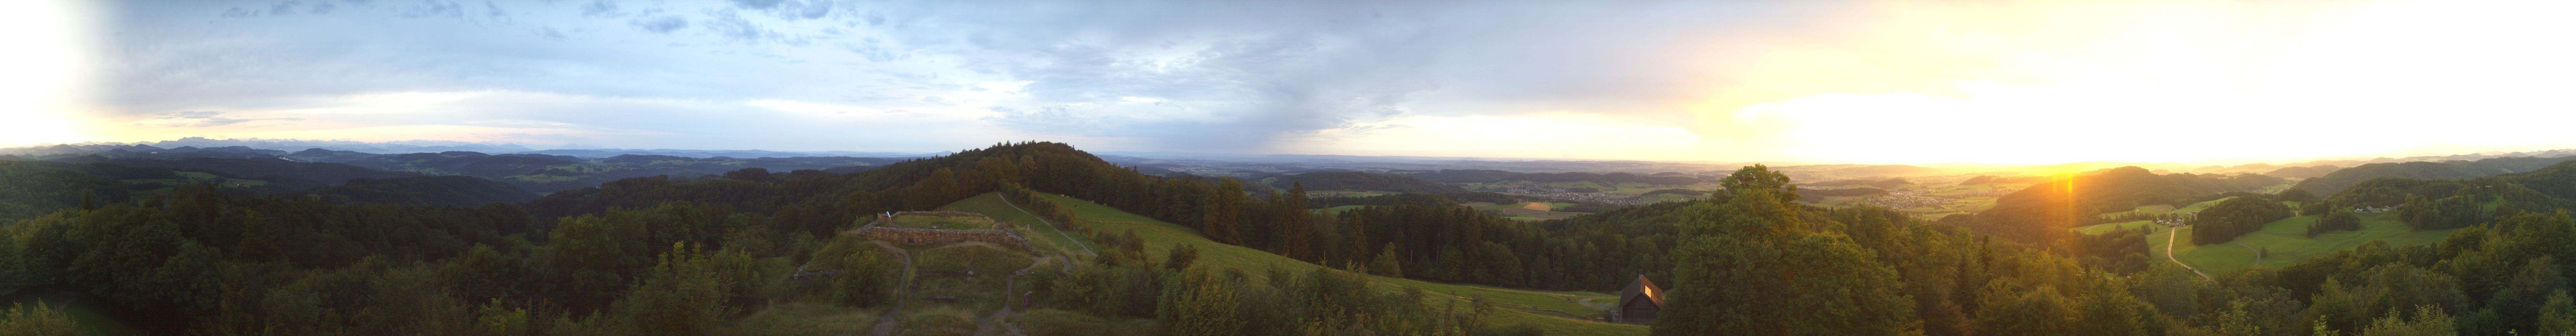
[1959,166,2285,242]
[9,146,907,193]
[21,141,2576,335]
[58,156,420,185]
[1397,169,1702,185]
[305,150,902,192]
[0,159,537,221]
[2291,155,2576,196]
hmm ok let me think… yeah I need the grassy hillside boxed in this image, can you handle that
[2072,220,2157,235]
[2096,196,2235,219]
[949,192,1645,335]
[2149,210,2456,274]
[935,193,1102,260]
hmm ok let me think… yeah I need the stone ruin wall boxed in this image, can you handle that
[857,211,1035,251]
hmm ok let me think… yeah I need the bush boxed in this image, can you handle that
[0,300,80,336]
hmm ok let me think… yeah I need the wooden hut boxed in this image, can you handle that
[1614,275,1664,324]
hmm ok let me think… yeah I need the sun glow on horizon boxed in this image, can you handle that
[0,0,100,147]
[1689,0,2576,165]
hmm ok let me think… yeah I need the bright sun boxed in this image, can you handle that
[0,0,97,147]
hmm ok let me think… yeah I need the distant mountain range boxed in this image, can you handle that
[0,144,913,193]
[22,137,951,158]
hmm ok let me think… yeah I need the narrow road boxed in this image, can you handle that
[2166,226,2213,281]
[869,240,915,336]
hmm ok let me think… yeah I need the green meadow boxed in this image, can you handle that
[1000,192,1645,335]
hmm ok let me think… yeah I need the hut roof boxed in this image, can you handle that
[1620,275,1663,307]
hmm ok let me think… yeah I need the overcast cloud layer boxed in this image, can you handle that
[21,0,2576,163]
[70,0,1826,157]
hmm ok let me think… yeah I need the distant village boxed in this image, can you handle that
[1856,188,2011,210]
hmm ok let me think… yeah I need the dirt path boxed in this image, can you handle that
[2166,226,2213,281]
[1000,197,1097,258]
[2236,241,2262,266]
[974,255,1052,336]
[869,240,915,336]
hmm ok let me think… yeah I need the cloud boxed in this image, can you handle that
[102,91,1018,151]
[92,0,2576,161]
[726,0,786,10]
[702,10,770,42]
[399,1,463,19]
[269,1,302,15]
[631,15,688,33]
[579,0,619,17]
[143,111,303,127]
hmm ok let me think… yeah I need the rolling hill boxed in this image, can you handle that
[1965,166,2288,242]
[2290,155,2576,195]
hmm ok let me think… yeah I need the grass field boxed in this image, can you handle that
[936,193,1100,260]
[1307,190,1400,197]
[889,214,996,230]
[1020,192,1647,335]
[908,244,1032,332]
[1467,201,1553,212]
[2096,197,2238,220]
[1891,196,1999,219]
[914,244,1033,276]
[736,303,881,334]
[2149,211,2457,275]
[2072,220,2159,235]
[1461,202,1587,220]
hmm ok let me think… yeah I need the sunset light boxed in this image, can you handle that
[12,1,2576,334]
[1699,0,2576,164]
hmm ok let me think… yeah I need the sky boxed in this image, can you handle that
[4,0,2574,164]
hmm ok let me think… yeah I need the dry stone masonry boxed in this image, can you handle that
[857,211,1035,251]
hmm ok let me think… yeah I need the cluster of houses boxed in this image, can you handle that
[1867,191,1949,209]
[2158,212,2199,227]
[2353,205,2400,213]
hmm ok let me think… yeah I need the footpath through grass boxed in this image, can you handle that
[937,193,1099,260]
[1022,192,1646,335]
[2151,211,2457,275]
